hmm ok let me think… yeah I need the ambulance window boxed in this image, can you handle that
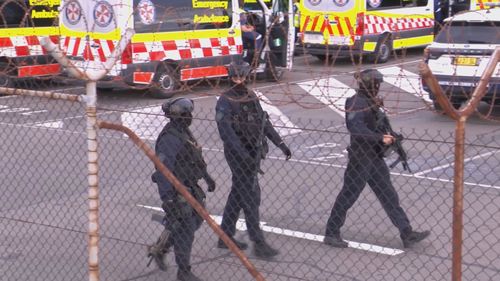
[367,0,428,10]
[0,0,27,28]
[134,0,232,33]
[304,0,355,12]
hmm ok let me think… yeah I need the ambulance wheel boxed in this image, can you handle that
[149,64,178,99]
[265,63,284,82]
[315,55,332,62]
[370,35,392,64]
[433,99,463,113]
[0,75,14,88]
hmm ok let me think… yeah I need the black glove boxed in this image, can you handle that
[279,142,292,160]
[205,175,216,192]
[161,200,190,219]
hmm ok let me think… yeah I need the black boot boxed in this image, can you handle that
[147,249,167,271]
[253,240,279,258]
[177,267,203,281]
[323,234,348,248]
[401,230,430,248]
[217,237,248,250]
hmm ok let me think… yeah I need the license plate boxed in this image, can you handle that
[304,33,324,44]
[329,36,350,45]
[453,56,478,66]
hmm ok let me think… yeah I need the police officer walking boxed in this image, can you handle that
[323,69,430,249]
[215,61,292,258]
[150,98,216,281]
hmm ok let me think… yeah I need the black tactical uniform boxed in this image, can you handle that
[215,61,291,258]
[324,69,430,249]
[150,98,215,281]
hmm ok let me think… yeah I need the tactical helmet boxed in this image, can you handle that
[227,61,251,79]
[355,69,384,89]
[161,97,194,117]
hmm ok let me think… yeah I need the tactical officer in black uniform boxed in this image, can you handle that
[215,61,292,258]
[150,98,216,281]
[324,69,430,249]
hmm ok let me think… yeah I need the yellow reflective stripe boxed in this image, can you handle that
[363,41,377,52]
[59,24,122,40]
[0,27,60,37]
[393,35,434,49]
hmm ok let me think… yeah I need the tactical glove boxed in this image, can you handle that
[279,142,292,160]
[205,175,216,192]
[161,200,191,220]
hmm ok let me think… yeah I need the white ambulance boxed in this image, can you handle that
[0,0,60,87]
[58,0,295,98]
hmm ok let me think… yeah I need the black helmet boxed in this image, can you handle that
[355,69,383,89]
[227,61,251,79]
[161,97,194,118]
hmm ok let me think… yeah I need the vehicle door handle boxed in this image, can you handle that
[228,29,235,35]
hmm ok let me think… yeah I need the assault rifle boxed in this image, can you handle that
[377,110,412,173]
[254,110,268,176]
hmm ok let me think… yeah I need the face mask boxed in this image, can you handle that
[172,112,193,128]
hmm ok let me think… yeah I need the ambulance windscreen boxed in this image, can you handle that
[0,0,58,28]
[303,0,354,12]
[134,0,232,33]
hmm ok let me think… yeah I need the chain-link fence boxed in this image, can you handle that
[1,98,499,280]
[1,0,500,281]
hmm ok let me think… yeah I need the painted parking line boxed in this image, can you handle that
[254,90,302,136]
[377,66,432,103]
[297,77,356,118]
[203,147,500,191]
[414,149,500,177]
[136,204,404,256]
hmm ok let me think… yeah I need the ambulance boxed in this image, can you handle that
[0,0,60,87]
[472,0,500,9]
[58,0,295,98]
[297,0,435,63]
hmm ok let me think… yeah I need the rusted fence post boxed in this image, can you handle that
[420,47,500,281]
[41,29,134,281]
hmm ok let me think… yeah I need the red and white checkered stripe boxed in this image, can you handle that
[62,36,243,64]
[364,15,434,35]
[0,36,59,57]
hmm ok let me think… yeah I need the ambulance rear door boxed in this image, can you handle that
[269,0,295,70]
[60,0,132,75]
[300,0,359,52]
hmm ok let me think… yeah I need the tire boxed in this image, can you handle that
[265,63,284,82]
[149,64,178,99]
[0,75,14,88]
[314,55,332,62]
[369,35,392,64]
[433,99,462,113]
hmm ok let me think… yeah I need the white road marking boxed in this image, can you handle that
[34,121,64,128]
[21,110,49,116]
[256,59,422,90]
[312,154,345,161]
[254,90,302,136]
[378,66,432,103]
[414,149,500,177]
[0,107,30,113]
[297,77,356,117]
[306,142,340,149]
[121,106,164,141]
[136,204,404,256]
[203,147,500,190]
